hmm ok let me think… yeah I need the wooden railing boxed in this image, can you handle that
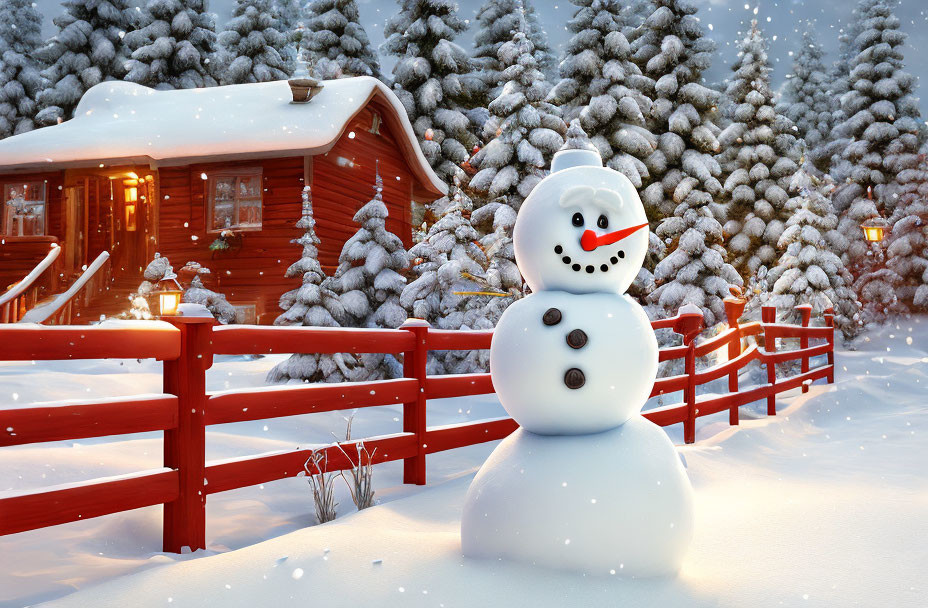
[0,242,60,323]
[0,300,834,553]
[19,251,110,325]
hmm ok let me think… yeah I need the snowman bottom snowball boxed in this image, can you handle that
[460,417,694,577]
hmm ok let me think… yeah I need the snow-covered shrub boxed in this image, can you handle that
[124,0,218,90]
[35,0,132,124]
[300,0,380,80]
[469,22,566,210]
[382,0,484,183]
[216,0,290,84]
[183,275,235,324]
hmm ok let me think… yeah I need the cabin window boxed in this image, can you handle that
[206,168,262,232]
[2,181,46,237]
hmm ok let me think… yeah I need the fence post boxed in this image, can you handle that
[673,307,703,445]
[161,316,214,553]
[795,304,812,393]
[723,297,745,426]
[761,305,777,416]
[401,318,429,485]
[824,306,835,384]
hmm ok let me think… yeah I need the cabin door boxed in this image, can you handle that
[64,184,86,274]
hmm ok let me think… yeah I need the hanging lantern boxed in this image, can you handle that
[860,218,888,243]
[158,274,183,316]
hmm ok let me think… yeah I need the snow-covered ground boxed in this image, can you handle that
[1,318,927,607]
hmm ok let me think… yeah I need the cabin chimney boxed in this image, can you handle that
[288,54,323,104]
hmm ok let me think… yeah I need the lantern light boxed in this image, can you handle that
[860,218,888,243]
[158,274,183,316]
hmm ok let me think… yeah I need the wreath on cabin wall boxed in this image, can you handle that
[209,229,234,251]
[209,229,244,257]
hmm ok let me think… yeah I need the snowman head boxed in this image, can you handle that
[514,150,649,295]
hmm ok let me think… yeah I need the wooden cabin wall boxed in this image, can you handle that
[312,104,415,268]
[0,171,64,293]
[150,106,428,325]
[157,157,303,323]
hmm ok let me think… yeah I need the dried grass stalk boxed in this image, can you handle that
[334,416,377,511]
[304,449,338,524]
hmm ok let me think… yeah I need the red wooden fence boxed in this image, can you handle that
[0,298,834,553]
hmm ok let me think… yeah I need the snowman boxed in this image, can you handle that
[460,146,694,577]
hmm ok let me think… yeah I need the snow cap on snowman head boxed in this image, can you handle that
[514,148,650,295]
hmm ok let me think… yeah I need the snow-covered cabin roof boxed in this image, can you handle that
[0,77,446,196]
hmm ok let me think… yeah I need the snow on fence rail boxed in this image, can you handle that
[0,299,834,553]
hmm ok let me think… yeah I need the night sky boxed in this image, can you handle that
[34,0,928,117]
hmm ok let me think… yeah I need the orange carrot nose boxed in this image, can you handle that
[580,223,649,251]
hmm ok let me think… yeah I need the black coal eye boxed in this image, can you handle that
[597,215,608,229]
[571,212,584,227]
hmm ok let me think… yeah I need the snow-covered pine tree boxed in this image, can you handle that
[123,0,218,90]
[473,0,554,93]
[621,0,651,36]
[217,0,289,84]
[765,166,859,337]
[627,0,723,222]
[273,0,302,33]
[778,22,835,172]
[822,0,875,170]
[885,148,928,312]
[183,274,236,323]
[271,0,303,63]
[327,170,408,380]
[469,194,521,324]
[547,0,656,188]
[626,0,738,324]
[0,0,43,57]
[401,184,494,373]
[829,0,924,288]
[649,202,743,326]
[34,0,132,125]
[0,0,45,138]
[268,186,360,384]
[717,20,803,280]
[382,0,484,184]
[468,20,567,210]
[300,0,380,80]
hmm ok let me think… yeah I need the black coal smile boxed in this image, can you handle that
[554,244,624,273]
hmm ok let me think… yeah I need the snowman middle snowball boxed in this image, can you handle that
[490,149,659,435]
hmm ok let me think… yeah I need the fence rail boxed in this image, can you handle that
[0,298,834,553]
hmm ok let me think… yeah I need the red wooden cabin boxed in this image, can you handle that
[0,77,445,323]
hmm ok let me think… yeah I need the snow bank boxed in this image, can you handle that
[2,319,926,606]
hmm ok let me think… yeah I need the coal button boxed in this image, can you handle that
[542,308,562,326]
[566,329,588,349]
[564,368,585,389]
